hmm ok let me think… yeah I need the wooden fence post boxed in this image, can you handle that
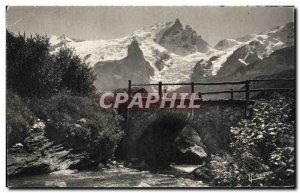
[245,80,250,118]
[198,92,202,99]
[128,80,131,97]
[127,80,131,130]
[158,81,162,98]
[191,82,195,93]
[191,82,195,119]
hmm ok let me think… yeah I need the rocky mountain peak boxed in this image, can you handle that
[58,34,67,39]
[93,37,153,91]
[127,39,144,61]
[174,18,183,29]
[58,34,72,42]
[49,20,294,91]
[157,18,210,55]
[214,39,239,50]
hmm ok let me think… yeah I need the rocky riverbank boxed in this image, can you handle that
[7,120,88,176]
[7,117,211,180]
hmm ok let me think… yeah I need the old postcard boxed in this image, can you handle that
[6,6,295,188]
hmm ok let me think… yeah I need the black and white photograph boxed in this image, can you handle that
[5,5,296,188]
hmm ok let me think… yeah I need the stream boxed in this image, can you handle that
[8,164,208,188]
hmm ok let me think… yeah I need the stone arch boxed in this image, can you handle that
[136,111,218,167]
[123,102,247,167]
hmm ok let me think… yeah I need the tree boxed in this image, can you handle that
[54,45,96,96]
[6,31,61,98]
[6,31,95,98]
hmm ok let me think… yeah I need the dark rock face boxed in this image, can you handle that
[93,39,154,91]
[189,45,295,101]
[175,125,208,164]
[7,152,51,176]
[209,22,295,81]
[267,22,294,46]
[214,39,239,50]
[217,44,261,77]
[153,49,170,71]
[191,59,213,82]
[7,120,87,177]
[156,19,210,56]
[229,46,295,81]
[193,165,212,182]
[242,46,295,77]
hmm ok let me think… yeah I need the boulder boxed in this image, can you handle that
[7,119,87,177]
[176,145,207,164]
[7,152,51,176]
[193,164,212,182]
[77,118,87,125]
[175,126,208,164]
[97,163,105,170]
[9,143,25,153]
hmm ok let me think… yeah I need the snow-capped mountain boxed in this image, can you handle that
[155,18,211,55]
[49,19,294,91]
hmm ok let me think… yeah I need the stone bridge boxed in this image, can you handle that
[119,100,254,167]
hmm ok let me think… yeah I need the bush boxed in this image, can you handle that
[6,91,36,146]
[209,92,295,187]
[30,92,124,162]
[6,31,61,98]
[6,31,120,165]
[6,31,95,98]
[54,46,96,96]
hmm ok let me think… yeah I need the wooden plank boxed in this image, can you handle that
[200,90,245,95]
[130,79,295,87]
[249,88,295,92]
[162,81,246,86]
[249,78,295,82]
[131,83,159,86]
[194,81,247,85]
[200,88,295,95]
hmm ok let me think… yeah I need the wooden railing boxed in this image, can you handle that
[128,78,295,118]
[130,79,295,98]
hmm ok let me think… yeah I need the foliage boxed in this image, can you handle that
[6,31,95,98]
[6,31,120,165]
[54,46,96,96]
[30,92,124,161]
[6,31,60,98]
[6,91,36,146]
[209,92,295,187]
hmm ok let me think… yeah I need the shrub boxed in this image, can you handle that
[6,31,95,98]
[54,46,96,96]
[211,92,295,187]
[6,31,61,98]
[30,92,124,162]
[6,91,36,146]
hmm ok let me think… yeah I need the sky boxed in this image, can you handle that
[6,6,294,46]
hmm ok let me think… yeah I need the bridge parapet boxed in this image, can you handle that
[120,100,251,166]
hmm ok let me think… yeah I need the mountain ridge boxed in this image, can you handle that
[49,20,294,91]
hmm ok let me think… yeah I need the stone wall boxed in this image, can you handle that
[121,100,249,166]
[192,101,246,152]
